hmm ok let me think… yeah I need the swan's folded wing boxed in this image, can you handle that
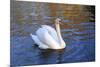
[36,28,60,49]
[30,34,49,49]
[41,25,59,43]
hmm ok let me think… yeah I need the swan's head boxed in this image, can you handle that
[55,18,62,24]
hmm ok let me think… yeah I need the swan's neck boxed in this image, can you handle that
[55,22,64,46]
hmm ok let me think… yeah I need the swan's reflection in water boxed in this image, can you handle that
[40,49,64,64]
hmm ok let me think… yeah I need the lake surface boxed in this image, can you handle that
[10,1,95,66]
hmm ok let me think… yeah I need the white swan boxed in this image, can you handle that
[30,18,66,49]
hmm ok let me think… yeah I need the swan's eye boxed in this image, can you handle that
[59,20,62,22]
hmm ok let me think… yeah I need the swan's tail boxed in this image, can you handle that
[30,33,36,40]
[30,33,38,44]
[30,33,33,37]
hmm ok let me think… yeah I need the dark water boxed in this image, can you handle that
[10,1,95,66]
